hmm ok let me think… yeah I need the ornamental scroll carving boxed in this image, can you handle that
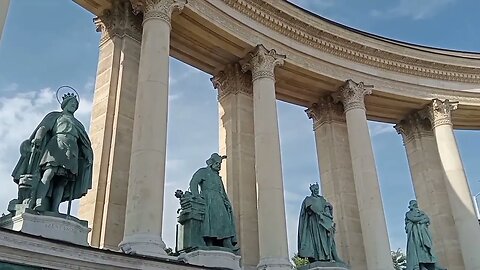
[211,63,253,101]
[241,45,286,82]
[332,79,374,112]
[394,112,433,145]
[305,96,345,130]
[420,99,458,128]
[94,0,142,45]
[130,0,186,26]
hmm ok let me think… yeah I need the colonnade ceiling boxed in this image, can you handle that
[75,0,480,129]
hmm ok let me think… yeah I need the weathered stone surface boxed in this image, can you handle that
[179,249,241,270]
[299,261,349,270]
[0,210,90,246]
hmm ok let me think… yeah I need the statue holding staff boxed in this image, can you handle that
[10,86,93,214]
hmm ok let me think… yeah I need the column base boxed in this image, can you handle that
[119,233,167,257]
[257,257,293,270]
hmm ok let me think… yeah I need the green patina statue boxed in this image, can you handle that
[9,90,93,215]
[405,200,445,270]
[298,183,343,263]
[176,153,237,252]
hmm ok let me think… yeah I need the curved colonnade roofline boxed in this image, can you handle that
[75,0,480,129]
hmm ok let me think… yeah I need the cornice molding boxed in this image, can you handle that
[221,0,480,83]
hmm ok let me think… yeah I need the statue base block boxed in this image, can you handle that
[0,210,90,246]
[299,261,350,270]
[178,249,241,270]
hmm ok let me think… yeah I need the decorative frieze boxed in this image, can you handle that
[130,0,186,27]
[211,63,252,101]
[332,79,373,112]
[221,0,480,83]
[394,112,433,144]
[241,45,286,82]
[305,96,345,130]
[420,99,458,128]
[94,0,142,45]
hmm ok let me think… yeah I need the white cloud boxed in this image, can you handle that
[371,0,455,20]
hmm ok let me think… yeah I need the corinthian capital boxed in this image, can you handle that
[130,0,186,26]
[394,111,433,144]
[305,96,345,130]
[95,0,142,44]
[211,63,253,101]
[420,99,458,128]
[241,44,286,82]
[332,79,373,112]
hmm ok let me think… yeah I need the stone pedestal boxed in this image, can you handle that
[299,261,350,270]
[0,210,90,246]
[179,249,241,270]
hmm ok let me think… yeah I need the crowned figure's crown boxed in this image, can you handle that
[62,92,77,100]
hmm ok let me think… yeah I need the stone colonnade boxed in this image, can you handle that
[79,1,480,270]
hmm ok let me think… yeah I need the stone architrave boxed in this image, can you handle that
[420,99,480,270]
[119,0,186,257]
[306,97,367,270]
[78,0,142,250]
[332,80,394,270]
[395,112,464,270]
[212,63,259,270]
[241,45,292,270]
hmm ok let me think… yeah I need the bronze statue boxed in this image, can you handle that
[298,183,342,263]
[9,87,93,215]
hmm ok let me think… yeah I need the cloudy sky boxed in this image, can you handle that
[1,0,479,257]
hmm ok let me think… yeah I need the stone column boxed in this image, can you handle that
[212,63,259,270]
[395,112,464,270]
[0,0,9,42]
[119,0,185,257]
[241,45,291,270]
[306,96,367,270]
[420,99,480,269]
[78,1,142,250]
[332,80,393,270]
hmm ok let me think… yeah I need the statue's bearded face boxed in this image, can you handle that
[211,160,222,172]
[310,185,319,196]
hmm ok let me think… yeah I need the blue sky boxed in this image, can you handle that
[0,0,479,257]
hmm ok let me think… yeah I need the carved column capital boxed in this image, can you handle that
[241,44,286,82]
[394,111,433,144]
[130,0,186,27]
[95,0,142,44]
[332,79,374,112]
[419,99,458,128]
[305,96,345,130]
[211,63,253,101]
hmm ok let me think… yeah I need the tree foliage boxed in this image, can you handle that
[391,249,407,270]
[291,254,309,269]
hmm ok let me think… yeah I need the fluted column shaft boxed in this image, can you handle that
[212,63,259,270]
[120,0,185,257]
[242,45,292,270]
[306,97,367,270]
[395,112,464,270]
[0,0,9,43]
[332,80,393,270]
[421,99,480,269]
